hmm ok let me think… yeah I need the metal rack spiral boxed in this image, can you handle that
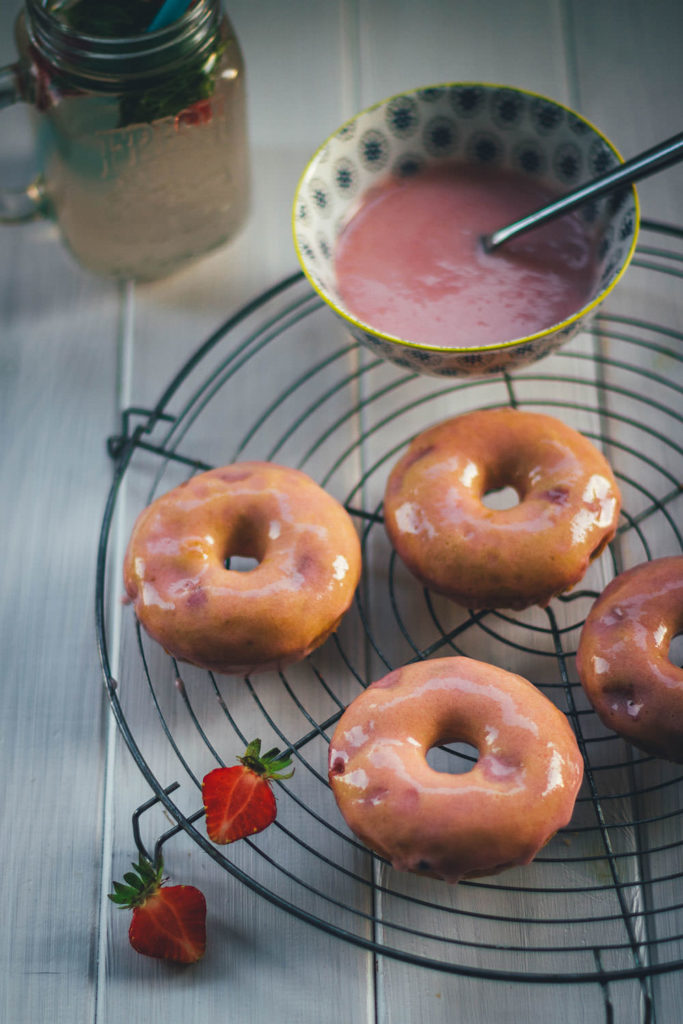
[96,220,682,1001]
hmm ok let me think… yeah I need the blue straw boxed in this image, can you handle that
[147,0,193,32]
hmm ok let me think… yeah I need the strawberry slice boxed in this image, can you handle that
[109,856,206,964]
[202,738,294,844]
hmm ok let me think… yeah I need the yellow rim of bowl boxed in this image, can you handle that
[291,81,641,356]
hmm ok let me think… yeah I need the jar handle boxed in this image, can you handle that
[0,62,45,223]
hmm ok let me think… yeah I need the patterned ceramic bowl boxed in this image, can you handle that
[292,83,639,377]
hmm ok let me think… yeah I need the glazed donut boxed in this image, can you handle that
[383,407,621,610]
[328,657,583,883]
[123,462,362,675]
[577,556,683,763]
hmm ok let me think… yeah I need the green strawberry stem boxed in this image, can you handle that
[108,855,164,909]
[238,738,294,781]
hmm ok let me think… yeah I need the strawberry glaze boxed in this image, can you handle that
[577,556,683,763]
[383,408,621,610]
[328,657,583,883]
[123,462,361,674]
[334,164,597,347]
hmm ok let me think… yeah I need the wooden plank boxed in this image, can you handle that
[346,2,680,1022]
[102,302,375,1023]
[0,4,120,1019]
[354,0,571,101]
[348,2,585,1021]
[566,0,683,225]
[569,4,683,1021]
[99,4,375,1021]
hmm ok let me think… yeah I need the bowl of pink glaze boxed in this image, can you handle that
[292,83,639,377]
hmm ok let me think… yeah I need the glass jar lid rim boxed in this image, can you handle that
[25,0,221,81]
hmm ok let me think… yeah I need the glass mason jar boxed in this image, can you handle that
[0,0,249,280]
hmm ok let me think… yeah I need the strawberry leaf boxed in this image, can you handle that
[108,856,164,909]
[237,737,295,781]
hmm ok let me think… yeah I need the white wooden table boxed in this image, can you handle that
[1,2,681,1022]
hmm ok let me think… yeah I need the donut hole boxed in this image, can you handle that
[225,555,260,572]
[669,633,683,668]
[223,520,266,572]
[482,486,519,510]
[427,740,479,775]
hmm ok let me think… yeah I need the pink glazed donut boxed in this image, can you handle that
[577,556,683,763]
[383,407,621,610]
[123,462,362,675]
[328,657,584,883]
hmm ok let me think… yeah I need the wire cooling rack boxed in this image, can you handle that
[96,220,682,1001]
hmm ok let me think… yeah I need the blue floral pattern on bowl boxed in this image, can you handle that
[292,82,639,378]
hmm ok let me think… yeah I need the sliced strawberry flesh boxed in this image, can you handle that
[203,764,277,844]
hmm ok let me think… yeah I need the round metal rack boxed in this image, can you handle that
[96,220,682,1002]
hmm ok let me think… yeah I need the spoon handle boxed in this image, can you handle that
[483,130,683,252]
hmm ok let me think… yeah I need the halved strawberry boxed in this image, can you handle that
[202,738,294,844]
[108,856,206,964]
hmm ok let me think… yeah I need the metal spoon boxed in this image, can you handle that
[481,130,683,253]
